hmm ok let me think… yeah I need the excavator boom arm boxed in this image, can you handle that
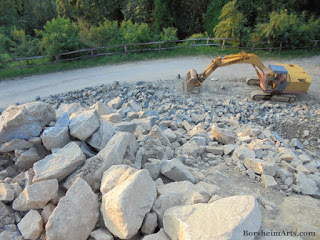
[198,52,266,82]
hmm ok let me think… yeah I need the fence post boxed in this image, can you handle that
[124,44,128,55]
[222,39,226,50]
[190,40,194,49]
[18,59,22,69]
[251,42,256,51]
[90,50,94,57]
[158,42,162,53]
[207,38,210,46]
[279,42,282,54]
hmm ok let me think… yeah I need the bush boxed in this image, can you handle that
[255,10,320,48]
[120,20,154,44]
[10,27,40,58]
[77,19,122,47]
[181,33,208,46]
[36,16,83,60]
[160,27,178,47]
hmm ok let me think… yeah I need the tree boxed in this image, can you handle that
[9,27,40,58]
[0,0,18,28]
[213,0,249,45]
[122,0,153,24]
[120,20,154,43]
[56,0,124,24]
[36,16,82,59]
[255,10,320,47]
[76,19,122,47]
[203,0,230,36]
[169,0,210,38]
[152,0,174,33]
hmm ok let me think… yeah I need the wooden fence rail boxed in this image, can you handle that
[2,38,319,71]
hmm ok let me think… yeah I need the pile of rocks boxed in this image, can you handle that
[0,80,319,239]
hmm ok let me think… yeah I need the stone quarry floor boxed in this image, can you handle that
[0,55,319,239]
[0,55,319,108]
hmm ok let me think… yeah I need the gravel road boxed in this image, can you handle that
[0,55,319,108]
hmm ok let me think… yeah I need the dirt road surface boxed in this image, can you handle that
[0,55,319,108]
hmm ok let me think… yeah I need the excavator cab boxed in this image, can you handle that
[265,64,288,92]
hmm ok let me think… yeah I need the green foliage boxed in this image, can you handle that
[213,0,249,45]
[255,10,320,47]
[77,19,121,47]
[169,0,209,39]
[122,0,153,24]
[181,32,209,46]
[152,0,174,33]
[187,33,209,39]
[56,0,124,24]
[9,27,40,58]
[36,16,83,59]
[0,28,13,55]
[0,0,319,68]
[204,0,230,37]
[0,28,13,69]
[160,27,178,47]
[120,20,154,43]
[160,27,178,41]
[0,0,18,28]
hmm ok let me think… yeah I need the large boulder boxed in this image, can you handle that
[279,195,320,234]
[64,132,137,190]
[149,126,173,148]
[56,103,83,119]
[100,165,156,239]
[243,158,276,176]
[46,178,99,240]
[211,124,235,144]
[295,172,320,197]
[163,195,261,240]
[0,182,15,202]
[33,142,85,183]
[69,109,100,141]
[0,102,55,143]
[160,159,196,183]
[17,210,43,240]
[89,102,113,116]
[132,117,157,132]
[233,146,255,161]
[41,112,70,151]
[15,147,42,169]
[127,99,142,112]
[141,212,158,235]
[87,118,116,151]
[0,139,33,153]
[107,96,123,109]
[152,181,218,227]
[12,179,58,211]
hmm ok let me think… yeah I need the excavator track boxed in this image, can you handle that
[271,94,297,103]
[245,76,260,85]
[251,90,272,101]
[251,90,297,102]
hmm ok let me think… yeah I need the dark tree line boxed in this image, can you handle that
[1,0,319,62]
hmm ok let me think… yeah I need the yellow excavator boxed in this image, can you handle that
[185,52,312,102]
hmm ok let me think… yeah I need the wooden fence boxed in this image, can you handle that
[2,38,319,71]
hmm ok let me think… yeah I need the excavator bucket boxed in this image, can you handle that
[184,69,201,92]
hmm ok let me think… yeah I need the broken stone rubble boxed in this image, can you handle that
[0,80,319,239]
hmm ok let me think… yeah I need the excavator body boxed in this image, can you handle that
[185,52,312,102]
